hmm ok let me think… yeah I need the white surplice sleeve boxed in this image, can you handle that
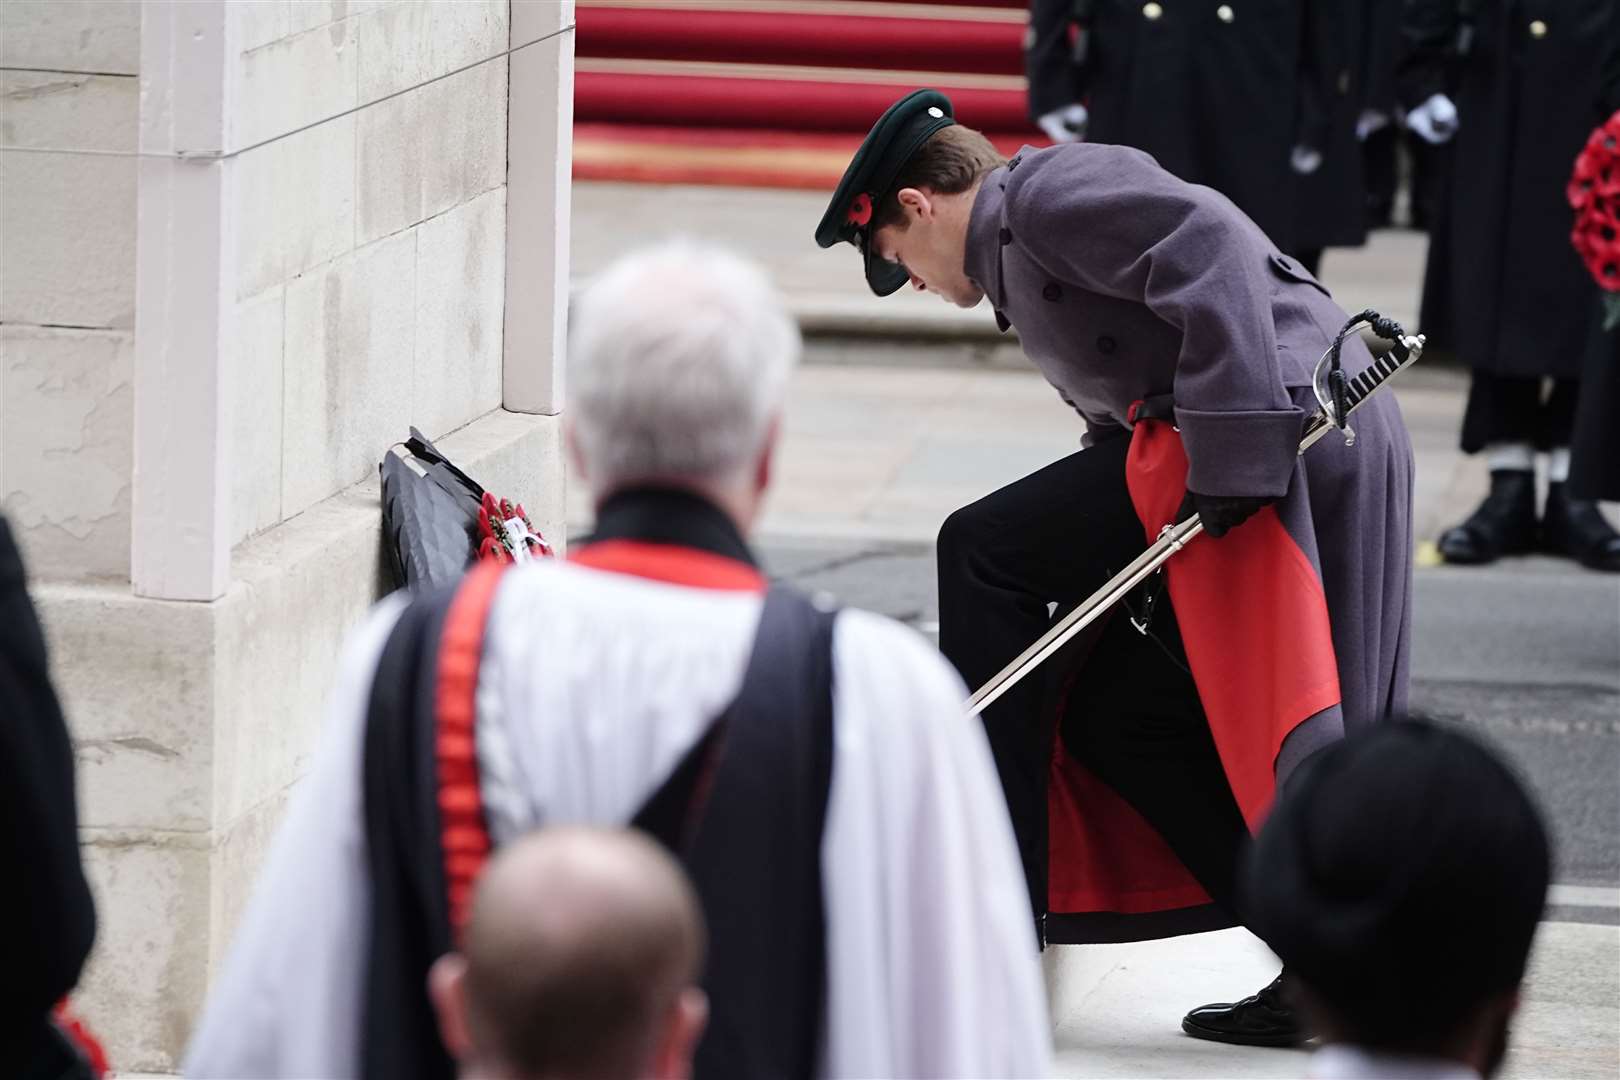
[183,594,408,1079]
[820,610,1053,1080]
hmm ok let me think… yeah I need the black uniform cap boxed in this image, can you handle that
[814,89,956,297]
[1242,719,1551,1041]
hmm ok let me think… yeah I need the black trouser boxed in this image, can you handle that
[1460,372,1579,454]
[936,435,1250,924]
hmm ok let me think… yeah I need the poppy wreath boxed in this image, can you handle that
[1569,109,1620,330]
[477,492,553,563]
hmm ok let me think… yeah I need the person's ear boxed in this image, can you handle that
[427,953,474,1061]
[652,987,710,1080]
[896,186,934,222]
[754,414,780,497]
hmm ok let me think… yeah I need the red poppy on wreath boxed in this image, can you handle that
[846,192,873,228]
[1569,109,1620,328]
[477,491,553,564]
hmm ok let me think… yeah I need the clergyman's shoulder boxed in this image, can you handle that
[830,607,968,706]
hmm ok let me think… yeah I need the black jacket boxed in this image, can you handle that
[1024,0,1342,251]
[1,515,97,1072]
[1399,0,1615,376]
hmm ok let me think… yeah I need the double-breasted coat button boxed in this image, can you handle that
[1529,19,1548,38]
[1143,2,1163,20]
[1216,4,1235,24]
[1097,335,1117,354]
[1042,282,1062,301]
[999,227,1013,245]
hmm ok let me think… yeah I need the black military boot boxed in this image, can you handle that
[1181,971,1307,1047]
[1437,469,1537,564]
[1542,482,1620,572]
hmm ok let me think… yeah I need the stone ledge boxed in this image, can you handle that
[218,406,565,835]
[792,294,1017,343]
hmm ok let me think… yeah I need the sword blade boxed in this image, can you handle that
[964,516,1203,718]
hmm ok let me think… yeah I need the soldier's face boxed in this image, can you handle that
[873,189,984,308]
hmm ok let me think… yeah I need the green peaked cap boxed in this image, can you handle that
[814,88,957,296]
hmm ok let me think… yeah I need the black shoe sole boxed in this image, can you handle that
[1438,536,1537,565]
[1180,1016,1307,1048]
[1540,538,1620,572]
[1437,545,1497,565]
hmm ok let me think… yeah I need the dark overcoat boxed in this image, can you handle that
[1399,0,1614,376]
[964,142,1414,938]
[1025,0,1335,252]
[1294,0,1386,254]
[1571,14,1620,501]
[1,515,98,1065]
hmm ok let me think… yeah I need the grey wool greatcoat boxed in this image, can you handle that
[964,141,1414,785]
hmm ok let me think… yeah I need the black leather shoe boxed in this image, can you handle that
[1437,469,1537,565]
[1542,482,1620,572]
[1181,972,1307,1047]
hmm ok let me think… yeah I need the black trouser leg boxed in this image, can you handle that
[1058,601,1251,916]
[937,435,1247,921]
[1460,372,1580,453]
[1363,124,1396,229]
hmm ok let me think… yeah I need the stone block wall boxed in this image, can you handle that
[0,0,140,581]
[3,1,571,1070]
[228,0,511,545]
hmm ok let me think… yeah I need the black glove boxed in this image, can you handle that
[1178,490,1277,539]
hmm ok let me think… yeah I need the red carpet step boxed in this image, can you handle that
[574,1,1041,189]
[576,6,1025,76]
[573,122,1038,188]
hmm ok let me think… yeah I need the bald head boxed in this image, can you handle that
[431,827,707,1080]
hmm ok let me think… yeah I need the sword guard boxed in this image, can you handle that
[1158,522,1189,553]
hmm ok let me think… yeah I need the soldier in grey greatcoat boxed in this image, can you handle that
[816,90,1415,1048]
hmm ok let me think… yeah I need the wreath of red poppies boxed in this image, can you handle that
[1569,110,1620,293]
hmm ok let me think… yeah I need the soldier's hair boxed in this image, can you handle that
[461,827,707,1080]
[872,125,1007,231]
[570,240,800,494]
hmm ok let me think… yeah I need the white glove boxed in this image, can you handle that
[1356,108,1391,141]
[1037,103,1089,143]
[1290,145,1323,175]
[1404,93,1458,144]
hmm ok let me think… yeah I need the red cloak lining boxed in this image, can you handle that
[1047,417,1341,917]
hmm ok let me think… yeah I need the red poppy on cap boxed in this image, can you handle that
[846,192,873,227]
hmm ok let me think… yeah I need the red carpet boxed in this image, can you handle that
[574,1,1043,189]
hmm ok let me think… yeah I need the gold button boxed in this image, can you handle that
[1216,4,1235,23]
[1143,2,1163,19]
[1529,19,1548,38]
